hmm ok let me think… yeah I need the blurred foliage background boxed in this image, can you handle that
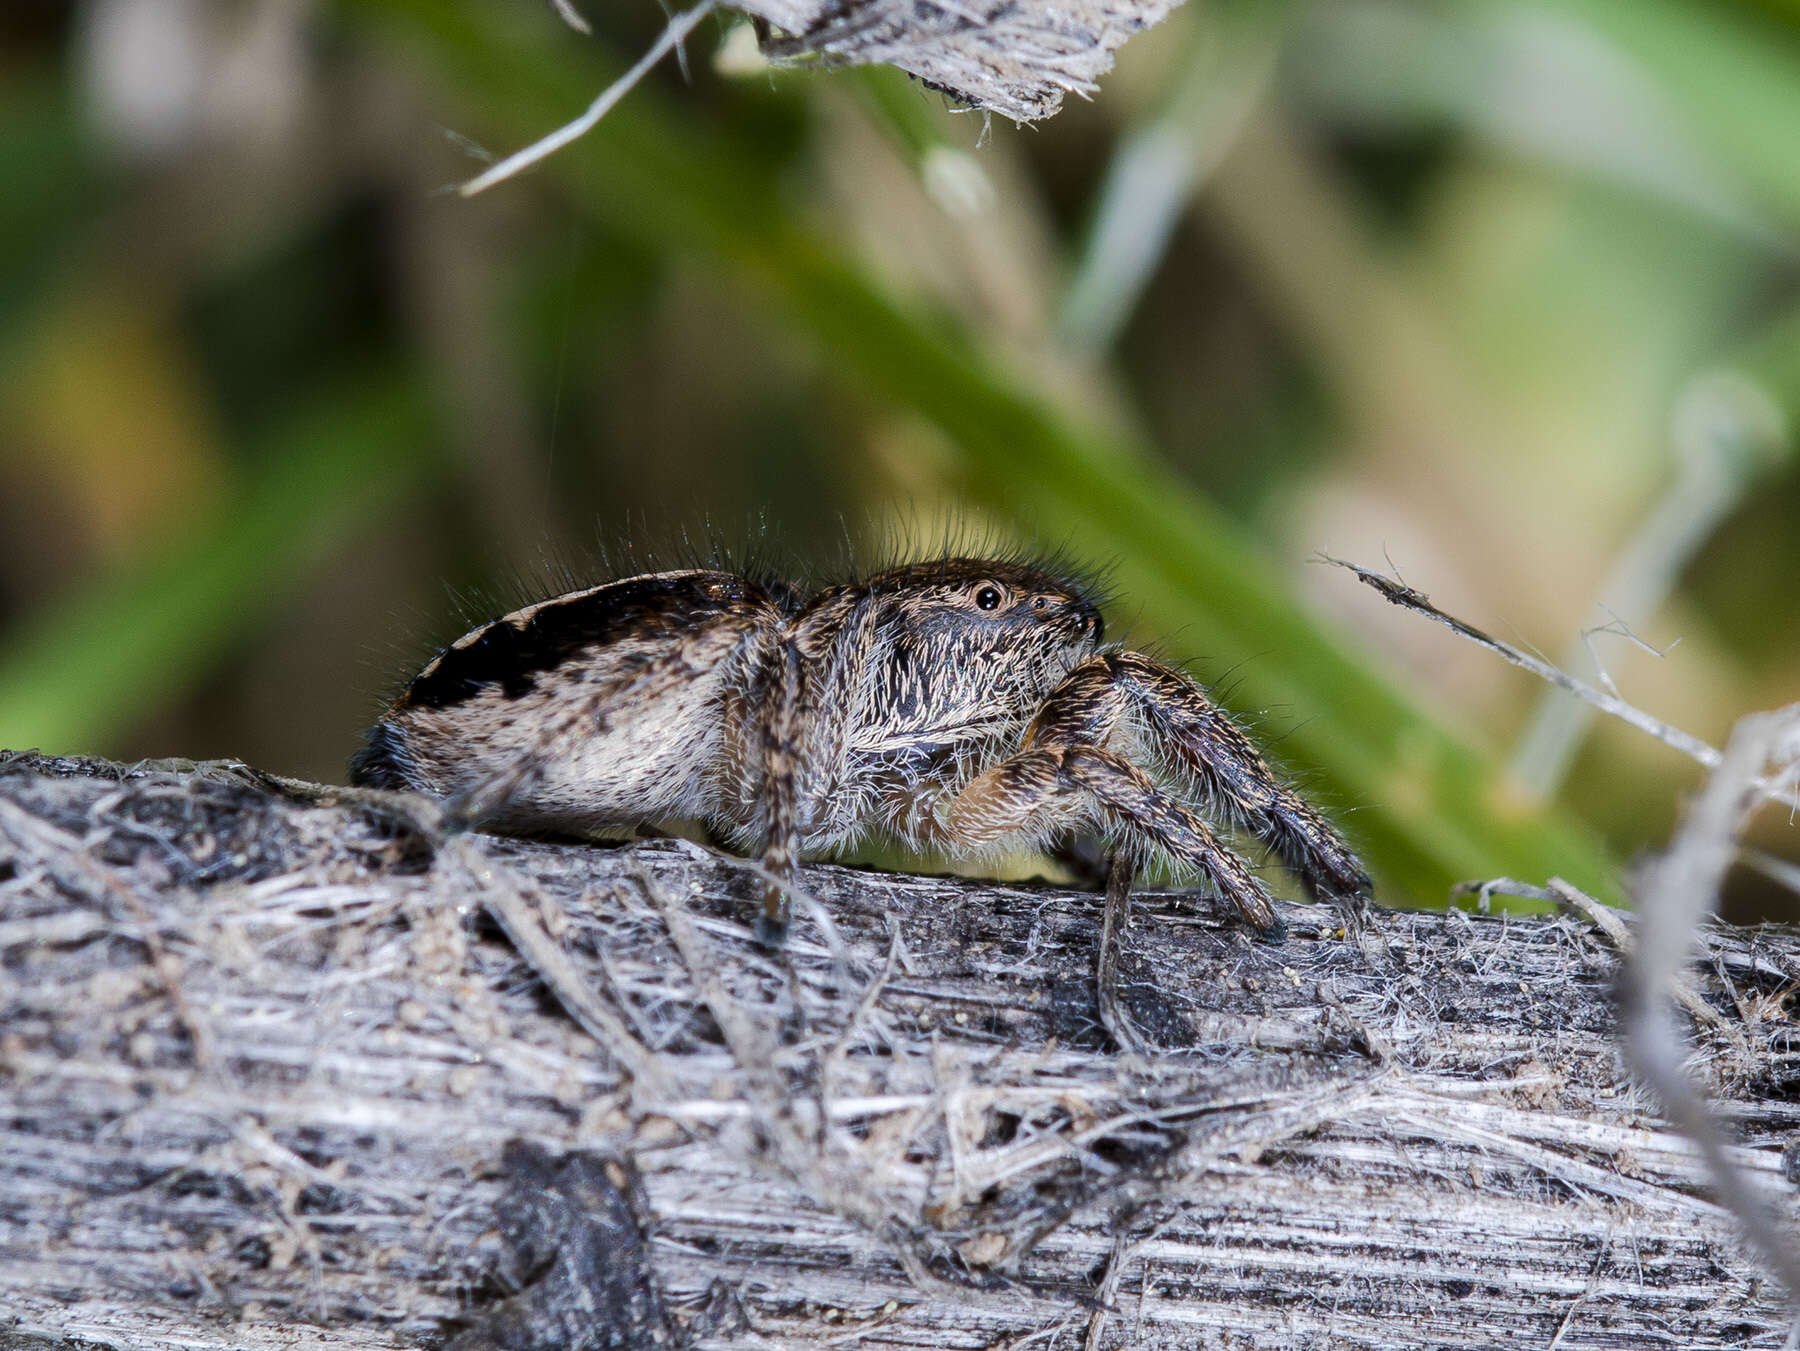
[3,0,1799,915]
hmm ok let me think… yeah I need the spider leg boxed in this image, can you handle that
[1065,745,1286,937]
[754,640,806,945]
[942,741,1285,938]
[1108,652,1373,913]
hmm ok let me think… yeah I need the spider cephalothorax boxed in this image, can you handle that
[351,555,1370,939]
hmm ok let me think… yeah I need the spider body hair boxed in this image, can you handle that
[351,551,1368,940]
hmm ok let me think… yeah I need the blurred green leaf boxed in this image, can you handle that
[1529,0,1800,232]
[1732,301,1800,432]
[0,74,102,341]
[0,377,437,755]
[1061,0,1289,352]
[344,0,1620,905]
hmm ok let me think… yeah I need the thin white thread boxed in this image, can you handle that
[460,0,717,198]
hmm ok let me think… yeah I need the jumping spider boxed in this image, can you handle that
[351,556,1371,940]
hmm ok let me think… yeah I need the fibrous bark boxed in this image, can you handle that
[746,0,1182,122]
[1,751,1796,1349]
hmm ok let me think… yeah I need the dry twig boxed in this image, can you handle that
[1334,553,1800,1310]
[1323,555,1723,768]
[460,0,718,197]
[466,0,1183,197]
[1624,706,1800,1300]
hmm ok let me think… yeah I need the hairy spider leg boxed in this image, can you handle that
[937,659,1286,935]
[1104,653,1372,911]
[1069,745,1286,934]
[754,640,807,943]
[941,740,1283,935]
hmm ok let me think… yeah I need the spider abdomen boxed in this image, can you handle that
[352,569,779,837]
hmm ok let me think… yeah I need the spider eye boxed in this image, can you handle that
[975,585,1003,611]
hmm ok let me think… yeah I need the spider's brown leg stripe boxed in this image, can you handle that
[1112,653,1372,906]
[1063,746,1282,934]
[757,639,806,939]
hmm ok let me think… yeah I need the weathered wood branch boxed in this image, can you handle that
[745,0,1181,122]
[2,752,1797,1349]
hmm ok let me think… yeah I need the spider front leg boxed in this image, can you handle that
[1063,745,1287,937]
[940,714,1287,939]
[1108,653,1373,916]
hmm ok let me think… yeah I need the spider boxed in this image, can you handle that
[350,555,1371,941]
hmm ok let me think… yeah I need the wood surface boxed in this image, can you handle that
[2,752,1795,1349]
